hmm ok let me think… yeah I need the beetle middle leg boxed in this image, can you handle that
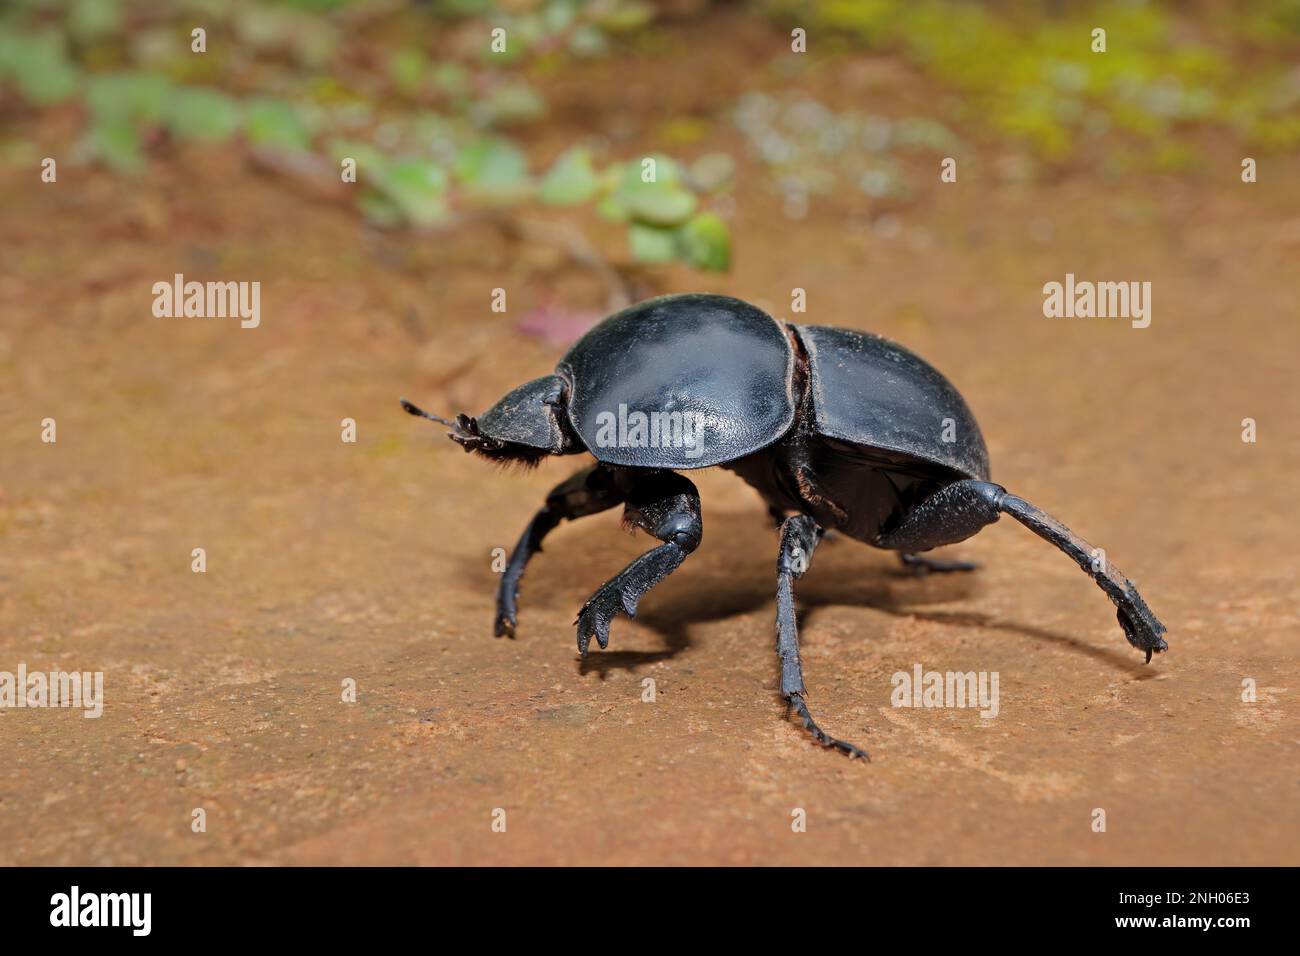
[574,470,701,656]
[495,464,624,638]
[776,514,870,760]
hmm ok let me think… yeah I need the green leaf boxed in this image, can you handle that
[373,159,450,227]
[676,212,731,272]
[4,32,80,105]
[326,138,386,177]
[596,192,628,221]
[454,136,531,200]
[629,184,696,225]
[473,82,546,126]
[86,72,171,124]
[357,193,405,229]
[537,147,600,205]
[244,98,314,152]
[166,87,241,143]
[627,222,677,264]
[91,117,145,175]
[613,156,697,226]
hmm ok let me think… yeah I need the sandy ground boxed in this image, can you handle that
[2,32,1298,866]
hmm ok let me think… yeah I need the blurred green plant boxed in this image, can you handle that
[0,0,732,276]
[766,0,1300,160]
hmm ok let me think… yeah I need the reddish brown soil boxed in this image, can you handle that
[2,21,1297,865]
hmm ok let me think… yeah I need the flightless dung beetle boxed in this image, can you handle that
[403,293,1168,759]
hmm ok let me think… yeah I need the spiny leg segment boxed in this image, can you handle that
[776,514,869,759]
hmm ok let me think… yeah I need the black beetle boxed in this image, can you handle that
[404,293,1168,758]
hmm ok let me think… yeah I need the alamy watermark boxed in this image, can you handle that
[1042,273,1151,328]
[50,886,150,936]
[152,273,260,328]
[0,664,103,718]
[891,663,999,718]
[593,404,706,459]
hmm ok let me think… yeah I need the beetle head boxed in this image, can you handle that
[402,374,582,466]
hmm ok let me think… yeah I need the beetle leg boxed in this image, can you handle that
[776,515,870,760]
[495,465,624,638]
[997,492,1168,662]
[876,479,1169,662]
[574,471,701,656]
[874,478,1006,552]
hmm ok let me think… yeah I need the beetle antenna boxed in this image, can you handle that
[400,398,456,427]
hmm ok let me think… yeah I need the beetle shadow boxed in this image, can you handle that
[608,515,1153,676]
[473,510,1153,678]
[799,600,1156,675]
[577,574,768,678]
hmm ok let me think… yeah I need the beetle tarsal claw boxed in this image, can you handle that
[786,693,870,761]
[1113,586,1168,664]
[493,611,516,639]
[575,585,625,654]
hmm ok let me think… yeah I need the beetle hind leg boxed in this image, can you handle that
[876,479,1168,662]
[776,515,870,760]
[998,492,1168,662]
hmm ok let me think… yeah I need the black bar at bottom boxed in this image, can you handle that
[0,866,1282,942]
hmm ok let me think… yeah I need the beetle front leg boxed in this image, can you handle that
[776,515,869,760]
[876,479,1168,662]
[575,471,701,656]
[495,465,624,638]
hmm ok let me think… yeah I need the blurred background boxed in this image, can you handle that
[1,1,1297,865]
[4,0,1300,300]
